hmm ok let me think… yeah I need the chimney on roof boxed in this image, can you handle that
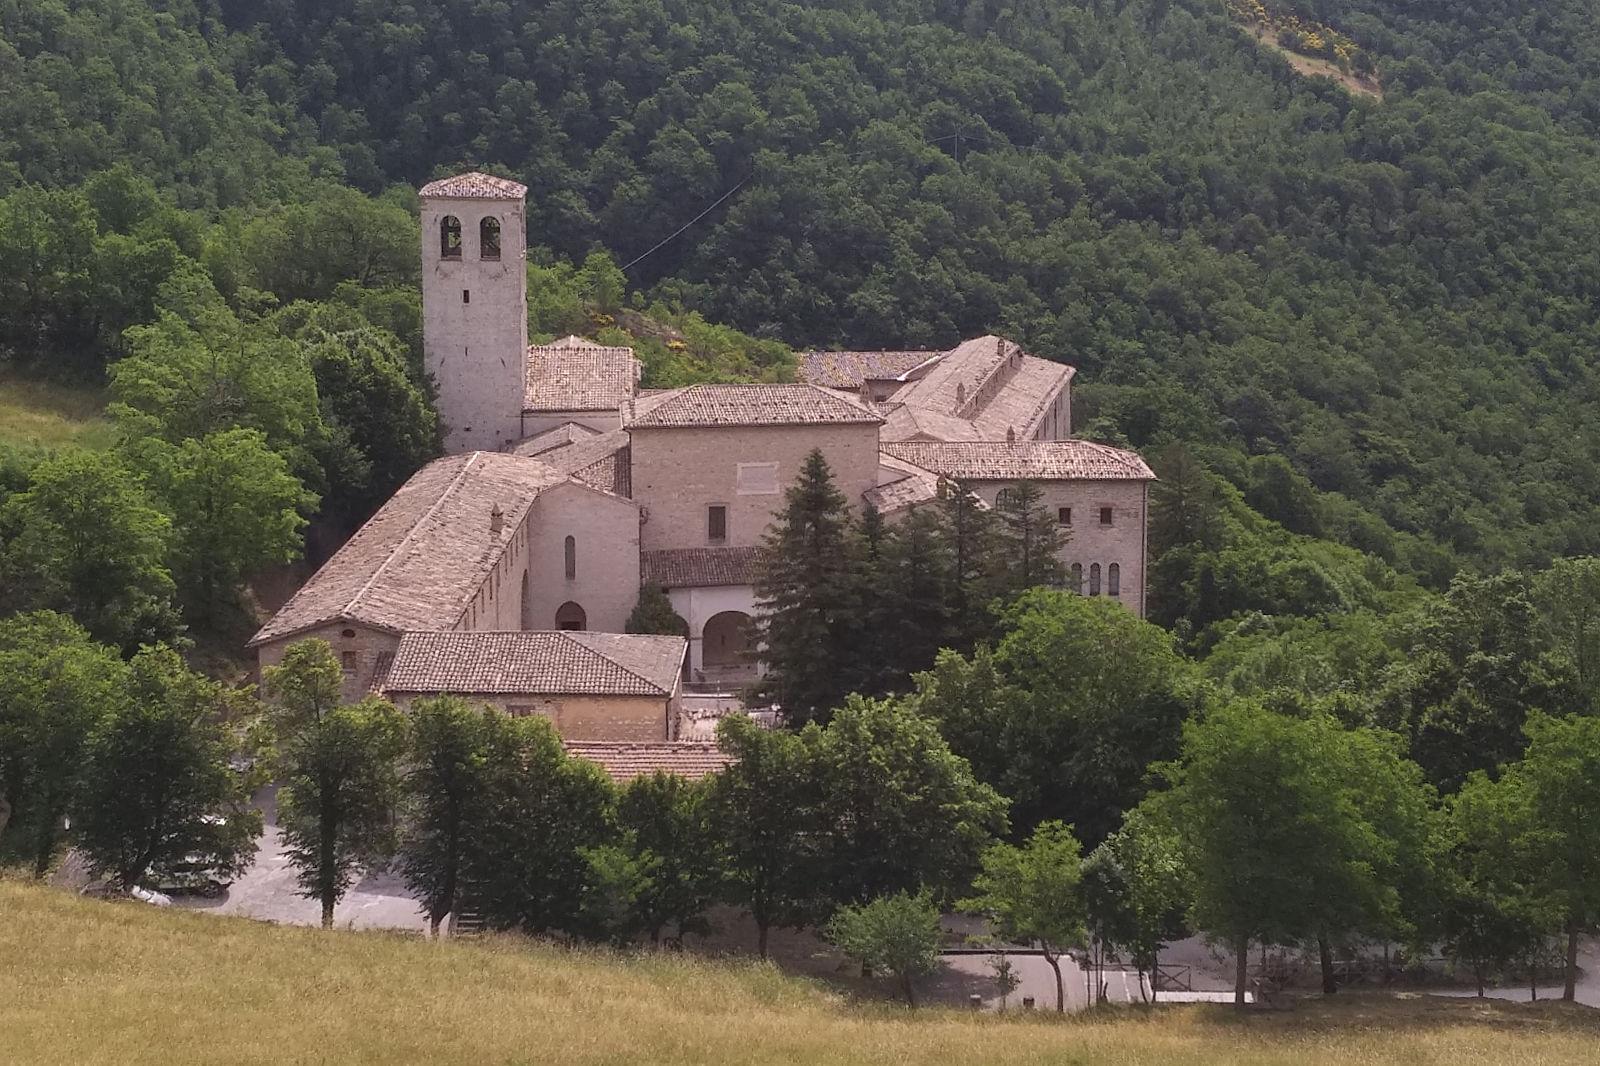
[489,503,505,536]
[1007,426,1016,445]
[859,381,873,407]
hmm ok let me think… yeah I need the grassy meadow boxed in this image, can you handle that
[2,881,1596,1066]
[0,374,112,451]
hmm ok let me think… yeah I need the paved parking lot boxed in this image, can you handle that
[173,787,424,933]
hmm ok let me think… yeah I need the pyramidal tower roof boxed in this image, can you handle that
[419,171,527,200]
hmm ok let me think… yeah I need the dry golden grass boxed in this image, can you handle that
[0,374,112,451]
[2,880,1596,1066]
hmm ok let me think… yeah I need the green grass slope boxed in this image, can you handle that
[2,881,1596,1066]
[0,375,110,451]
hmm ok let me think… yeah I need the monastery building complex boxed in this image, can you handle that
[250,172,1155,772]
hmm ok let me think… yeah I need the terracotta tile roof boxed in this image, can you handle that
[419,171,528,199]
[888,336,1075,439]
[641,546,766,588]
[894,336,1015,416]
[524,336,640,412]
[623,384,881,428]
[380,631,686,697]
[797,350,940,389]
[879,404,984,443]
[249,452,565,646]
[971,356,1074,440]
[509,422,600,458]
[865,455,944,514]
[529,428,632,497]
[880,441,1156,481]
[564,741,731,784]
[572,450,630,497]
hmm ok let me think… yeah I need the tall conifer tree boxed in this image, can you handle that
[937,479,1003,652]
[993,479,1065,597]
[753,449,863,724]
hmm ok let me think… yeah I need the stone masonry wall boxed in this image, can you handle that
[630,423,881,552]
[521,481,640,633]
[255,622,402,706]
[422,195,529,453]
[390,692,671,741]
[967,479,1149,617]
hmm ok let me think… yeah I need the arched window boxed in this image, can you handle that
[995,488,1014,511]
[1089,563,1102,596]
[440,215,462,259]
[479,216,501,260]
[1070,563,1083,593]
[564,535,576,580]
[1108,563,1120,598]
[555,601,586,631]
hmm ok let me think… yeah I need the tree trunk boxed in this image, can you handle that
[1044,949,1066,1013]
[319,787,339,930]
[1564,921,1580,1003]
[429,914,443,939]
[0,792,12,843]
[32,821,57,880]
[1148,945,1159,1004]
[757,919,770,960]
[1318,934,1338,995]
[901,972,917,1008]
[1474,961,1485,999]
[1234,937,1250,1009]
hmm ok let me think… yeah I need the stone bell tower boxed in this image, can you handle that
[419,171,529,453]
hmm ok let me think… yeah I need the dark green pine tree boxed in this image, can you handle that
[854,503,893,694]
[993,480,1066,598]
[871,507,956,687]
[937,479,1004,653]
[625,584,689,636]
[753,449,865,725]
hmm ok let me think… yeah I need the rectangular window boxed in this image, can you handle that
[1058,507,1072,526]
[340,651,357,674]
[736,462,780,496]
[708,504,728,542]
[1099,506,1114,526]
[462,289,471,304]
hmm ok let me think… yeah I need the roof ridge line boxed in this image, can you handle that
[339,453,482,623]
[562,631,670,695]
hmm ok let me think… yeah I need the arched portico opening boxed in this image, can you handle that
[555,601,587,631]
[701,610,754,675]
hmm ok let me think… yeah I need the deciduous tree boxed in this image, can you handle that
[825,891,942,1006]
[706,715,824,958]
[267,640,407,928]
[75,646,262,891]
[961,821,1087,1013]
[0,448,180,651]
[0,612,126,876]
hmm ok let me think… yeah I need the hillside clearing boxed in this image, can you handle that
[2,882,1595,1066]
[1243,23,1383,99]
[0,374,112,451]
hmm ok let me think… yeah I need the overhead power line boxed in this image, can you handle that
[621,176,751,273]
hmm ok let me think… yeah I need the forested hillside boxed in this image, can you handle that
[5,0,1600,612]
[8,0,1600,580]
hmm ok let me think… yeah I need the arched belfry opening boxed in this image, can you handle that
[479,216,501,260]
[440,215,462,259]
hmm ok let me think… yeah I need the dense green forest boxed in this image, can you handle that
[3,0,1600,632]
